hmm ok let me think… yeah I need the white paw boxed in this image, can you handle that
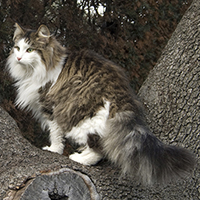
[69,148,102,166]
[42,145,63,155]
[69,153,90,165]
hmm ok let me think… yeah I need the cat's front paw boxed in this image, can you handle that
[42,145,63,155]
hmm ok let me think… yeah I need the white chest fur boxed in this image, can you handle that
[14,65,63,122]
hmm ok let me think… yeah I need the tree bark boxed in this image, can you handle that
[1,0,200,199]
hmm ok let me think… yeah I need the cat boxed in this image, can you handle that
[7,23,195,185]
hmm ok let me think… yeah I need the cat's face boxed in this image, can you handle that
[7,23,66,81]
[7,24,52,80]
[12,23,51,67]
[13,38,41,67]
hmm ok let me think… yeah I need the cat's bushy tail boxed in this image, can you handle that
[102,111,195,185]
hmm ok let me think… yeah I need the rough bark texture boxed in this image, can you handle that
[139,0,200,162]
[138,0,200,197]
[0,0,200,199]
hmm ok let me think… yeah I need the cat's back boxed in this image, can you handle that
[51,50,141,117]
[56,49,135,105]
[62,50,128,83]
[44,49,143,131]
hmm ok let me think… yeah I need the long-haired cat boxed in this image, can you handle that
[7,23,195,185]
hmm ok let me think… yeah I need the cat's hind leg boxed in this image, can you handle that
[69,146,103,166]
[69,134,103,165]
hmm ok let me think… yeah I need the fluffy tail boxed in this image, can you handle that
[102,112,195,185]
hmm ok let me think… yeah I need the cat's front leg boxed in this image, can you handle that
[69,146,103,166]
[42,120,64,155]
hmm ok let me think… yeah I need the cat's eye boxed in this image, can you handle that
[14,46,20,51]
[26,48,34,53]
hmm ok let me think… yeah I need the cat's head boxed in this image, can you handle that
[7,23,66,80]
[12,23,52,67]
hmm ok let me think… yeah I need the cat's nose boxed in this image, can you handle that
[17,57,22,61]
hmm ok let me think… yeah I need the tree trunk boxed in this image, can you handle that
[1,0,200,199]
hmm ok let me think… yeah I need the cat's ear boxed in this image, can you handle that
[13,23,24,41]
[35,25,50,44]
